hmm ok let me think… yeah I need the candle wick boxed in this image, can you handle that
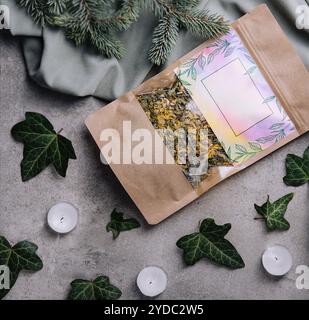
[60,217,64,223]
[275,256,278,261]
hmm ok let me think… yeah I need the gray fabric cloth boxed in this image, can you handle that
[1,0,308,101]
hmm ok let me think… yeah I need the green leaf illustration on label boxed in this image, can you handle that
[254,193,294,231]
[283,146,309,186]
[233,142,260,162]
[0,236,43,299]
[68,275,122,300]
[176,218,245,269]
[11,112,76,181]
[106,209,140,239]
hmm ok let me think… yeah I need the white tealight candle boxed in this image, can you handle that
[137,266,168,297]
[262,245,292,276]
[47,202,78,234]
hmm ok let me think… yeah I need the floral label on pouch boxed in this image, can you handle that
[175,29,296,163]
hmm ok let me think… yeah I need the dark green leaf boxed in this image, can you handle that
[0,236,43,299]
[176,218,245,269]
[11,112,76,181]
[283,147,309,186]
[106,209,140,239]
[68,275,122,300]
[254,193,294,231]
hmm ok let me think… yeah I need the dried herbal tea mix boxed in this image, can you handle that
[137,79,232,187]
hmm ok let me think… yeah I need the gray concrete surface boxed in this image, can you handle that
[1,32,309,300]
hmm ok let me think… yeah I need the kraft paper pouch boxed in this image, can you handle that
[85,4,309,224]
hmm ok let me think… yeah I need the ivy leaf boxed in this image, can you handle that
[254,193,294,231]
[106,209,141,239]
[11,112,76,181]
[0,236,43,299]
[68,275,122,300]
[283,147,309,186]
[176,218,245,269]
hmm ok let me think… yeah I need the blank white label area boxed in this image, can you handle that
[201,58,273,136]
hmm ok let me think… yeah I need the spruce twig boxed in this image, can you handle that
[16,0,230,65]
[148,13,179,65]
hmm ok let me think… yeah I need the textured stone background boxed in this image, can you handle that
[0,32,308,300]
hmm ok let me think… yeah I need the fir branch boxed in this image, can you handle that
[172,0,200,10]
[16,0,230,65]
[140,0,167,17]
[148,13,179,65]
[110,0,141,31]
[17,0,46,25]
[47,0,66,15]
[90,26,125,59]
[176,9,230,39]
[147,1,229,64]
[54,0,129,58]
[17,0,67,25]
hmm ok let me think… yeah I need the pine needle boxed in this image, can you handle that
[16,0,230,65]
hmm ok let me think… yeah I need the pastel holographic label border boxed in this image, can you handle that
[175,29,296,164]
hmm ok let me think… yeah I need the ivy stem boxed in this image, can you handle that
[254,217,265,220]
[57,128,63,135]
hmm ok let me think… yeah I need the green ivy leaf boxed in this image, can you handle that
[283,147,309,186]
[176,218,245,269]
[11,112,76,181]
[254,193,294,231]
[106,209,141,239]
[68,275,122,300]
[0,236,43,300]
